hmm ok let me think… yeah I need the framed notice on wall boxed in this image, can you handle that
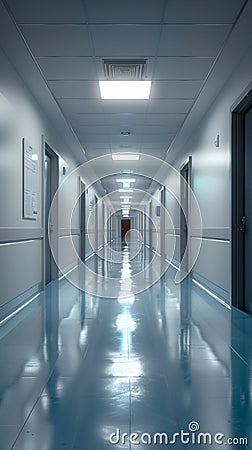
[22,138,38,220]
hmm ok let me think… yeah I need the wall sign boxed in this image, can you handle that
[22,138,38,219]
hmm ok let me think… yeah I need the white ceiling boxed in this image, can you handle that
[2,0,249,199]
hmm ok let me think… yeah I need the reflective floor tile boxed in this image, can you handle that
[1,245,252,449]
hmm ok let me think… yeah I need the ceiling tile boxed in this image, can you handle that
[154,57,215,80]
[85,148,111,159]
[48,81,100,99]
[85,0,165,23]
[140,148,168,158]
[76,124,176,137]
[80,134,142,145]
[147,99,193,114]
[150,80,202,99]
[20,25,92,56]
[74,125,122,135]
[140,143,167,150]
[103,100,148,114]
[158,25,231,57]
[110,143,137,150]
[90,25,161,56]
[141,134,175,144]
[5,0,86,23]
[80,134,114,144]
[58,99,103,114]
[104,114,146,126]
[133,125,175,135]
[164,0,246,24]
[84,144,111,151]
[110,135,142,145]
[70,114,106,125]
[145,114,186,129]
[36,57,96,80]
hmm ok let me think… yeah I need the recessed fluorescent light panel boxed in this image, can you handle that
[99,81,151,100]
[118,189,133,193]
[116,179,136,183]
[112,154,140,161]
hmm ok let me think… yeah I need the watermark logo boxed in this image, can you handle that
[109,422,248,446]
[48,154,203,297]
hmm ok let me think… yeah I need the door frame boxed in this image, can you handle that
[94,195,98,252]
[180,156,192,273]
[231,87,252,309]
[42,139,59,288]
[149,200,152,250]
[79,177,86,261]
[160,187,166,260]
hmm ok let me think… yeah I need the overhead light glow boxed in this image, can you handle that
[116,179,136,183]
[99,81,151,100]
[118,189,133,193]
[120,196,132,199]
[112,154,140,161]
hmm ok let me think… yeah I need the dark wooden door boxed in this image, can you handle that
[121,219,130,239]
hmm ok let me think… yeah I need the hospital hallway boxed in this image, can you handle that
[1,0,252,449]
[0,242,251,450]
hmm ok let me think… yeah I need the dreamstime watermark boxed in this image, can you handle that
[109,422,248,446]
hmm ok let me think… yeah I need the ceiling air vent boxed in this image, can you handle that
[103,59,147,80]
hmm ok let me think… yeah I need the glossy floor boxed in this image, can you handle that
[0,245,252,449]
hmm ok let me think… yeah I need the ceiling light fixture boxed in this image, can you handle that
[116,178,136,183]
[99,80,151,100]
[118,189,133,193]
[112,154,140,161]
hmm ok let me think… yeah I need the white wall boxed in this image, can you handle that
[162,45,252,302]
[0,44,84,308]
